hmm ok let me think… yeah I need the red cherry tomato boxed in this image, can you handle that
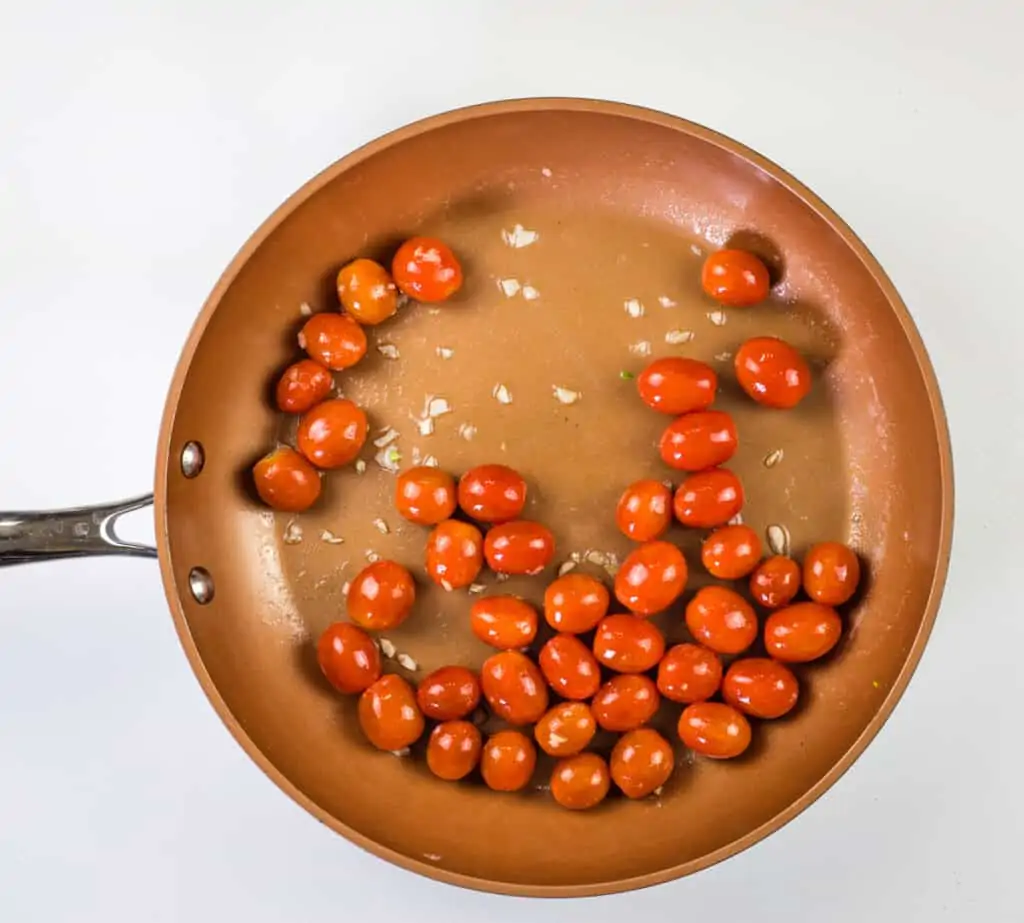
[593,614,666,674]
[543,573,609,633]
[534,702,597,757]
[614,541,688,616]
[336,258,398,326]
[484,520,555,575]
[722,658,800,719]
[275,359,333,414]
[469,596,539,650]
[659,411,738,471]
[701,524,762,579]
[391,236,463,303]
[357,674,425,751]
[701,249,770,307]
[252,446,321,512]
[615,479,672,542]
[346,560,416,631]
[480,651,549,725]
[296,398,368,469]
[678,702,751,758]
[802,541,861,605]
[673,468,744,528]
[611,728,675,799]
[425,520,483,589]
[591,674,660,732]
[426,720,482,781]
[685,585,758,655]
[550,753,610,810]
[457,464,527,523]
[657,643,723,703]
[395,466,457,525]
[750,555,802,609]
[416,665,481,720]
[316,622,381,694]
[637,357,718,415]
[764,602,842,662]
[480,730,536,792]
[734,336,811,409]
[298,313,367,370]
[538,634,601,700]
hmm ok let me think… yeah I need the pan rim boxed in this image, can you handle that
[153,96,954,898]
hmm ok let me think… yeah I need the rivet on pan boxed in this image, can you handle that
[181,441,205,478]
[188,566,215,605]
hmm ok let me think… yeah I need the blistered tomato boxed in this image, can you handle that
[395,466,457,525]
[480,651,549,725]
[275,359,333,414]
[734,336,811,409]
[336,258,398,326]
[392,236,463,303]
[685,586,758,655]
[659,411,738,471]
[358,674,425,751]
[678,702,751,758]
[481,730,536,792]
[484,521,555,575]
[425,519,483,589]
[538,634,601,700]
[416,665,481,721]
[346,560,416,631]
[252,446,321,512]
[637,357,718,415]
[296,398,368,468]
[701,524,762,579]
[551,753,610,810]
[750,555,802,609]
[657,643,723,703]
[802,541,861,605]
[591,674,660,732]
[534,702,597,757]
[673,468,744,528]
[543,573,609,633]
[722,658,800,719]
[610,728,675,799]
[701,249,771,307]
[614,541,688,616]
[593,614,666,673]
[615,479,673,542]
[470,596,539,649]
[316,622,381,694]
[764,602,842,662]
[457,464,527,523]
[298,313,367,370]
[426,721,482,781]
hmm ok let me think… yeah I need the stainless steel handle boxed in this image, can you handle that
[0,494,156,566]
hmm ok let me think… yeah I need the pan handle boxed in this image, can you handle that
[0,494,156,566]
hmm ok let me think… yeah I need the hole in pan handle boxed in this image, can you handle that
[0,494,156,567]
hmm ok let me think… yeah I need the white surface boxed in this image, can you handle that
[0,1,1020,920]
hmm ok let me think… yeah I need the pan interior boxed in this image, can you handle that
[160,106,947,893]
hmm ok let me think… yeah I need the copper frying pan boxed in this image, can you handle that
[0,99,953,897]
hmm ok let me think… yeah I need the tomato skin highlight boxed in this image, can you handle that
[657,643,723,703]
[358,674,425,751]
[611,728,675,799]
[534,702,597,757]
[426,720,482,781]
[392,236,463,303]
[316,622,382,694]
[298,313,368,370]
[614,541,688,616]
[802,541,862,605]
[275,359,333,414]
[637,357,718,415]
[470,596,539,650]
[296,398,368,469]
[722,658,800,719]
[425,520,484,589]
[678,702,752,758]
[538,634,602,700]
[593,614,666,674]
[395,466,457,525]
[591,674,660,732]
[336,258,398,325]
[458,464,527,523]
[673,468,744,528]
[543,573,609,633]
[550,753,611,810]
[685,586,759,655]
[659,411,738,471]
[252,447,321,512]
[701,249,771,307]
[481,730,536,792]
[750,556,802,609]
[480,651,549,726]
[734,336,812,409]
[416,666,481,721]
[346,560,416,631]
[701,524,762,579]
[483,521,555,575]
[616,479,673,542]
[764,602,843,663]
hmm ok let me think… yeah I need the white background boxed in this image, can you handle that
[0,2,1021,920]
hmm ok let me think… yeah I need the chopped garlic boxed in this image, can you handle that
[553,386,581,405]
[416,417,435,437]
[390,747,410,757]
[541,167,552,177]
[377,343,400,360]
[423,454,439,467]
[299,301,313,316]
[436,346,454,359]
[379,637,397,658]
[341,581,351,596]
[457,423,477,441]
[521,284,540,300]
[501,224,539,248]
[690,243,704,256]
[665,329,694,345]
[282,521,304,545]
[397,653,419,671]
[354,459,367,474]
[373,427,401,448]
[764,448,785,468]
[320,529,344,545]
[373,518,389,535]
[440,579,453,592]
[624,298,645,318]
[728,513,744,526]
[492,384,513,404]
[558,560,577,576]
[497,278,521,297]
[766,524,791,557]
[714,351,733,362]
[657,295,676,308]
[365,550,380,563]
[629,340,652,356]
[468,583,486,595]
[707,310,727,326]
[374,446,401,472]
[427,397,451,417]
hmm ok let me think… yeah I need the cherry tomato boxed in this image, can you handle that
[533,702,597,757]
[734,336,811,409]
[275,359,333,414]
[593,614,666,673]
[416,665,481,720]
[470,596,539,650]
[457,464,527,523]
[391,236,463,303]
[614,541,688,616]
[591,674,660,732]
[538,634,601,700]
[657,643,723,703]
[611,728,675,799]
[701,249,770,307]
[296,398,368,469]
[723,658,800,719]
[764,602,842,662]
[252,446,321,512]
[543,573,609,633]
[551,753,610,810]
[426,720,482,781]
[357,674,425,751]
[615,479,672,542]
[701,524,762,579]
[298,313,367,370]
[750,555,801,609]
[346,560,416,631]
[802,541,861,605]
[316,622,381,694]
[484,520,555,575]
[480,730,536,792]
[480,651,549,725]
[685,585,758,655]
[678,702,751,758]
[395,466,457,525]
[673,468,744,528]
[637,357,718,415]
[659,411,738,471]
[336,258,398,326]
[425,519,483,589]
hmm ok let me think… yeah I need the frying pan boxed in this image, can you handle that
[0,99,953,897]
